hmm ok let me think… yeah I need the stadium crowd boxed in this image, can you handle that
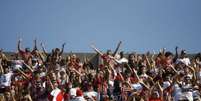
[0,39,201,101]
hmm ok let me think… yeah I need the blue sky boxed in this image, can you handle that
[0,0,200,53]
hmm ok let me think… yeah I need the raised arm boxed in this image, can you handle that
[144,54,151,70]
[139,79,150,90]
[159,48,166,56]
[0,49,8,61]
[59,43,66,56]
[90,44,103,56]
[17,38,23,52]
[17,68,29,79]
[38,51,46,63]
[126,63,134,74]
[33,38,38,51]
[91,44,120,64]
[117,72,125,81]
[173,46,179,62]
[169,64,179,74]
[175,46,178,58]
[112,41,122,57]
[0,59,4,74]
[148,82,164,99]
[147,76,155,85]
[40,43,48,55]
[23,62,34,72]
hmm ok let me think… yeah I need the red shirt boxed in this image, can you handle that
[149,98,162,101]
[63,93,70,101]
[101,54,112,63]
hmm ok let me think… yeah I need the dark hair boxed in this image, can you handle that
[25,47,31,52]
[165,51,173,57]
[120,51,124,58]
[128,53,134,60]
[113,80,121,94]
[107,49,112,52]
[195,53,201,60]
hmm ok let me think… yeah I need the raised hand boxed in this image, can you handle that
[175,46,178,50]
[17,37,23,51]
[62,43,66,47]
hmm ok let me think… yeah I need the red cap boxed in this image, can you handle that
[76,89,83,97]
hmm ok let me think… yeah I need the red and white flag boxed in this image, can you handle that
[50,88,64,101]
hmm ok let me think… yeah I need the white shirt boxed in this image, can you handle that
[70,88,78,98]
[139,73,148,80]
[84,91,97,99]
[11,60,24,70]
[39,72,46,78]
[176,58,191,66]
[116,58,128,64]
[0,72,13,88]
[196,71,201,83]
[173,83,182,101]
[108,80,114,87]
[70,96,86,101]
[180,91,193,101]
[131,83,142,91]
[163,81,171,89]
